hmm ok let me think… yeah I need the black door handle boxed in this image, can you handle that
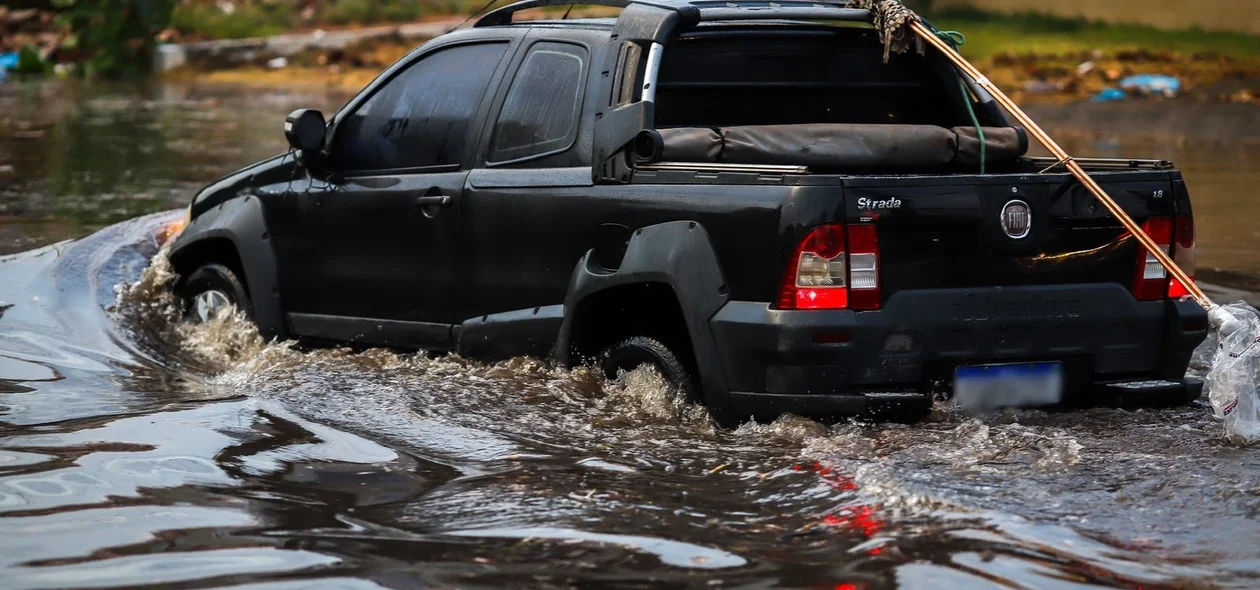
[415,195,452,207]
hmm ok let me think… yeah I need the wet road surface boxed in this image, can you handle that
[1,78,1260,588]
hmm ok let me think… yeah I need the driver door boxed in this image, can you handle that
[277,40,513,350]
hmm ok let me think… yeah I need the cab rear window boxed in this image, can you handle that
[489,41,589,164]
[654,28,970,129]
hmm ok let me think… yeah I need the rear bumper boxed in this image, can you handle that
[709,284,1207,419]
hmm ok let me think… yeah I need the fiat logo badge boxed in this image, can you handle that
[1001,200,1032,239]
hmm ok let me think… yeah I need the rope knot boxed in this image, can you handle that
[853,0,924,62]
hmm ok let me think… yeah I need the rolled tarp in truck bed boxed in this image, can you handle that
[647,124,1028,171]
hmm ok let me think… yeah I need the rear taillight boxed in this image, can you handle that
[1169,215,1197,299]
[1132,216,1196,301]
[779,224,881,311]
[847,225,881,310]
[1132,217,1172,301]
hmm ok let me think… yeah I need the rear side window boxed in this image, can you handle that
[331,42,509,173]
[489,42,588,164]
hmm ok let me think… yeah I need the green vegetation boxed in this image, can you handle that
[54,0,176,76]
[168,2,288,39]
[13,44,53,74]
[14,0,1260,80]
[927,7,1260,58]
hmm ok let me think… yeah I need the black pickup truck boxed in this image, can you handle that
[169,0,1207,425]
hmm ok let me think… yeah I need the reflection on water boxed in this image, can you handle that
[3,219,1258,587]
[0,78,351,254]
[1,78,1260,588]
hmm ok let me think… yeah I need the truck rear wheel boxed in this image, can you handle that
[177,263,253,324]
[600,336,699,401]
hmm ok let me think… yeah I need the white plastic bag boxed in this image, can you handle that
[1201,302,1260,445]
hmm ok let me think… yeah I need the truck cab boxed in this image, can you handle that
[169,0,1207,425]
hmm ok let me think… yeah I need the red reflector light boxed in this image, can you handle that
[796,287,848,309]
[1168,277,1193,299]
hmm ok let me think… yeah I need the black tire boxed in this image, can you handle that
[177,263,253,324]
[600,336,699,400]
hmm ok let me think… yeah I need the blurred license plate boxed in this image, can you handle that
[954,362,1063,412]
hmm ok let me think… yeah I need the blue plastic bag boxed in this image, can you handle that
[1091,88,1128,102]
[1119,74,1181,97]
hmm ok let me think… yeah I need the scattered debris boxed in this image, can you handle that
[1119,73,1182,97]
[1090,74,1183,103]
[1092,88,1129,102]
[154,20,454,74]
[1023,79,1064,94]
[707,463,730,475]
[984,47,1260,105]
[156,28,181,44]
[0,7,72,76]
[1226,88,1260,105]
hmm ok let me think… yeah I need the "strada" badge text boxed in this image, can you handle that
[856,197,903,210]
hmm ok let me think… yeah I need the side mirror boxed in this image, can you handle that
[284,109,326,153]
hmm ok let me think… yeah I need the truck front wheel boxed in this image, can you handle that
[600,336,699,400]
[177,263,253,324]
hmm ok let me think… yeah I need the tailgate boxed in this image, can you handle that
[841,171,1185,300]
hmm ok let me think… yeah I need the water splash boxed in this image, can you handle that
[113,247,267,374]
[41,222,1259,587]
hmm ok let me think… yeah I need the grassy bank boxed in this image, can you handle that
[170,4,1260,107]
[917,8,1260,104]
[927,8,1260,59]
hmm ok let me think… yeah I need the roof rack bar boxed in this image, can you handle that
[475,0,869,28]
[640,42,664,102]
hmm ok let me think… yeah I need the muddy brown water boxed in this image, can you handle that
[2,78,1260,588]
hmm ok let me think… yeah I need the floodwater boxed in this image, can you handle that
[1,78,1260,589]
